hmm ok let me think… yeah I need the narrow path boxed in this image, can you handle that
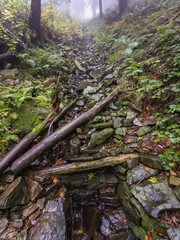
[0,35,179,240]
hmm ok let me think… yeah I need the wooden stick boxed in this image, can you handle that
[10,87,120,175]
[30,154,139,176]
[0,98,79,174]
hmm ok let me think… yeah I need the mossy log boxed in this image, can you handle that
[30,154,139,176]
[10,87,120,175]
[0,98,79,175]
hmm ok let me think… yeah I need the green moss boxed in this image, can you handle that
[136,130,144,136]
[32,122,44,136]
[11,101,51,135]
[141,212,165,233]
[127,219,146,240]
[116,140,124,148]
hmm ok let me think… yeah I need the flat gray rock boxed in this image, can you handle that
[131,180,180,218]
[0,177,23,209]
[126,111,138,121]
[90,93,103,101]
[168,228,180,240]
[26,179,43,201]
[45,199,63,213]
[0,217,8,234]
[127,166,158,185]
[28,198,65,240]
[27,212,66,240]
[133,118,142,126]
[113,117,123,128]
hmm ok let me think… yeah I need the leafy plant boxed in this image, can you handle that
[159,146,180,170]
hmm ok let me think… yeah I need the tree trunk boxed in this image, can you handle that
[29,0,41,40]
[30,154,139,176]
[11,87,120,175]
[99,0,103,19]
[118,0,121,12]
[119,0,128,14]
[93,5,96,17]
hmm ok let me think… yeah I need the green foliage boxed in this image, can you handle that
[89,0,180,174]
[0,112,20,152]
[32,122,44,136]
[108,53,117,62]
[0,0,30,52]
[0,86,33,108]
[159,146,180,170]
[0,78,52,152]
[41,4,82,42]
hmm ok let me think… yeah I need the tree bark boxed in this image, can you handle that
[29,0,41,40]
[99,0,103,19]
[11,87,120,175]
[0,98,78,175]
[119,0,128,14]
[30,154,139,176]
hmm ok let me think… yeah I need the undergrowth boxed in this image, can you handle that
[88,0,180,169]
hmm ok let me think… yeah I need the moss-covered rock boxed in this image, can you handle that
[136,126,151,136]
[141,155,162,170]
[127,219,146,240]
[88,128,113,148]
[11,101,51,135]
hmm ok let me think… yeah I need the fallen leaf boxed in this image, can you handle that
[53,177,58,183]
[170,170,176,175]
[88,172,94,179]
[59,192,65,199]
[148,177,157,183]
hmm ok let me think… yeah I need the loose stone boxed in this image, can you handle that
[127,165,158,185]
[0,177,24,209]
[131,179,180,218]
[136,126,151,136]
[88,128,113,148]
[169,176,180,187]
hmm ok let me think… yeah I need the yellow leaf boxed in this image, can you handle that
[88,172,94,179]
[169,163,175,167]
[141,196,146,200]
[148,177,157,183]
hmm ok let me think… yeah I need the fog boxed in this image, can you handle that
[40,0,120,22]
[40,0,154,22]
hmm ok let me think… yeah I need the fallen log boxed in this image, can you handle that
[0,98,79,175]
[11,87,120,175]
[30,154,139,176]
[66,156,94,162]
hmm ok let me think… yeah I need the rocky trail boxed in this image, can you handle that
[0,37,180,240]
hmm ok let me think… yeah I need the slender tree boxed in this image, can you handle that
[118,0,128,15]
[29,0,41,40]
[99,0,103,19]
[89,0,98,18]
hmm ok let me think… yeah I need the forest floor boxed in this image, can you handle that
[0,1,180,240]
